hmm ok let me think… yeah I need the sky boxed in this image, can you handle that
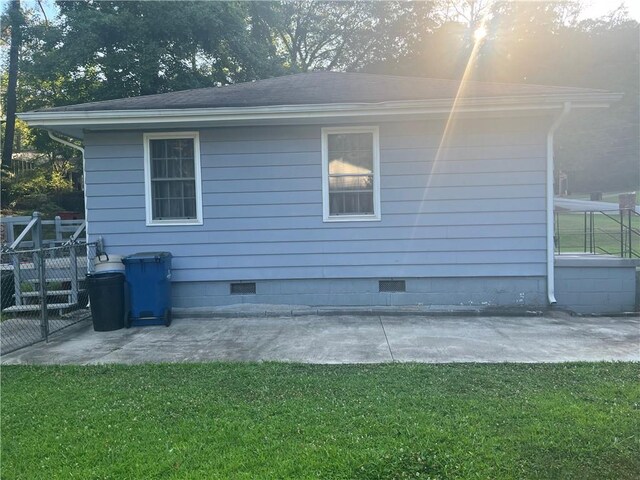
[29,0,640,24]
[580,0,640,21]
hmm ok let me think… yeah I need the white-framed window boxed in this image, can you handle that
[143,132,203,226]
[321,126,381,222]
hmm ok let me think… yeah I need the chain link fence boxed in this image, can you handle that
[1,242,97,355]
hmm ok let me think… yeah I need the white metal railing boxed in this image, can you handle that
[1,212,87,310]
[1,212,86,250]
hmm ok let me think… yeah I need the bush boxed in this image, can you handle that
[50,191,84,213]
[9,194,64,217]
[1,159,82,217]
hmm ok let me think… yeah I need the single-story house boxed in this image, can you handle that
[19,72,636,313]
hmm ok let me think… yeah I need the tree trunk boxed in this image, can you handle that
[2,0,23,170]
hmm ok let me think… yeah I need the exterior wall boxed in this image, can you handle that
[172,277,546,308]
[84,116,550,306]
[555,256,639,314]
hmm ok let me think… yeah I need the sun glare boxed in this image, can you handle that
[413,8,493,236]
[473,26,487,42]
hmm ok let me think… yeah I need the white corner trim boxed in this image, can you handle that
[546,102,572,305]
[321,126,381,223]
[143,131,204,227]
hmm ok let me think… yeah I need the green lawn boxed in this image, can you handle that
[566,192,639,204]
[556,211,639,255]
[2,363,638,479]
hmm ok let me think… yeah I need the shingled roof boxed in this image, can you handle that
[36,71,611,113]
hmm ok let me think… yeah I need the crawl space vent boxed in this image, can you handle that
[230,282,256,295]
[379,280,406,293]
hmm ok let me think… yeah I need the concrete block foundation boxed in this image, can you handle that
[554,255,639,314]
[172,276,547,309]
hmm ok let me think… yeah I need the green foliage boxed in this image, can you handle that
[7,164,72,197]
[30,1,282,102]
[2,363,639,479]
[260,1,436,71]
[1,159,77,215]
[368,2,639,193]
[2,1,638,194]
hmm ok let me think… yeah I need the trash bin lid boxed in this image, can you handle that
[122,252,172,263]
[86,272,125,283]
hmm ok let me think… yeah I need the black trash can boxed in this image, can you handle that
[86,272,125,332]
[1,267,15,310]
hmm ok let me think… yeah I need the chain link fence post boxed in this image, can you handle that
[38,247,49,342]
[70,244,78,305]
[31,212,49,342]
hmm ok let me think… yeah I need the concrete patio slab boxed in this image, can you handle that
[382,315,640,363]
[1,313,638,365]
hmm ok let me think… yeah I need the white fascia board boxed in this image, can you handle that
[17,92,622,128]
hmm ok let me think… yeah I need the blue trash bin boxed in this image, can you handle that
[122,252,172,327]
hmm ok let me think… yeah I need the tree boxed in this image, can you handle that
[6,0,282,125]
[262,1,436,72]
[6,0,286,168]
[4,0,638,196]
[554,18,640,193]
[30,1,282,102]
[370,1,639,193]
[1,0,24,169]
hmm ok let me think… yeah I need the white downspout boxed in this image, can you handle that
[47,131,89,242]
[546,102,571,305]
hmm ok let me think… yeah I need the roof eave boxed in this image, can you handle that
[18,93,622,128]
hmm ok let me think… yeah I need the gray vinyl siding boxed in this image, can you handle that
[84,117,549,283]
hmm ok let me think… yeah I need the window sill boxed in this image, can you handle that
[323,215,381,223]
[146,219,203,227]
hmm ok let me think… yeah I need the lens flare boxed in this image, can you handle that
[474,26,488,42]
[410,7,494,243]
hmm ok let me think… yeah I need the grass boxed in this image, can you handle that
[565,192,639,203]
[2,363,639,479]
[556,211,639,255]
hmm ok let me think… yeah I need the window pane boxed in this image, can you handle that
[183,198,196,218]
[327,132,372,152]
[329,191,373,215]
[166,158,181,178]
[358,192,374,214]
[328,133,373,175]
[166,140,182,159]
[169,181,183,198]
[149,137,197,221]
[329,175,373,192]
[329,192,344,215]
[325,131,376,217]
[182,159,195,177]
[343,192,358,214]
[168,199,183,218]
[151,139,166,159]
[154,199,169,219]
[178,139,194,159]
[327,134,346,152]
[152,158,166,179]
[183,182,196,198]
[328,152,373,175]
[153,181,169,199]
